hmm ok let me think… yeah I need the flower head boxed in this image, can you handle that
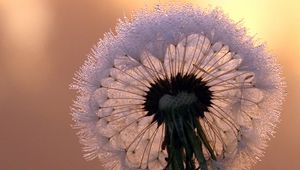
[71,4,285,170]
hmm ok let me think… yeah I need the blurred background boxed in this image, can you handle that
[0,0,299,169]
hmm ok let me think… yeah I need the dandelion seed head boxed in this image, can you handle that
[71,3,285,170]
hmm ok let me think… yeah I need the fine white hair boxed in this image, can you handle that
[71,3,285,170]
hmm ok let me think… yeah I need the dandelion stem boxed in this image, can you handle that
[159,92,215,170]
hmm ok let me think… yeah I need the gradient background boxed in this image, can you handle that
[0,0,299,169]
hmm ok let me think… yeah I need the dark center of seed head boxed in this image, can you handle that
[143,73,212,126]
[158,92,197,112]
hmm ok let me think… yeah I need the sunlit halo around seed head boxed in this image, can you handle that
[71,4,285,170]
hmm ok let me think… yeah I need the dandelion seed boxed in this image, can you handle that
[71,4,285,170]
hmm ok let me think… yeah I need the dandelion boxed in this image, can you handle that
[71,4,285,170]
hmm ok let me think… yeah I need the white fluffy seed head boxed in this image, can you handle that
[71,3,285,170]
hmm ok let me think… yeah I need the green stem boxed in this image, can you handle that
[159,93,216,169]
[163,109,212,170]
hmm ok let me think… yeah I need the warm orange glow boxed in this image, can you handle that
[2,0,52,49]
[1,0,53,90]
[192,0,300,53]
[0,0,299,169]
